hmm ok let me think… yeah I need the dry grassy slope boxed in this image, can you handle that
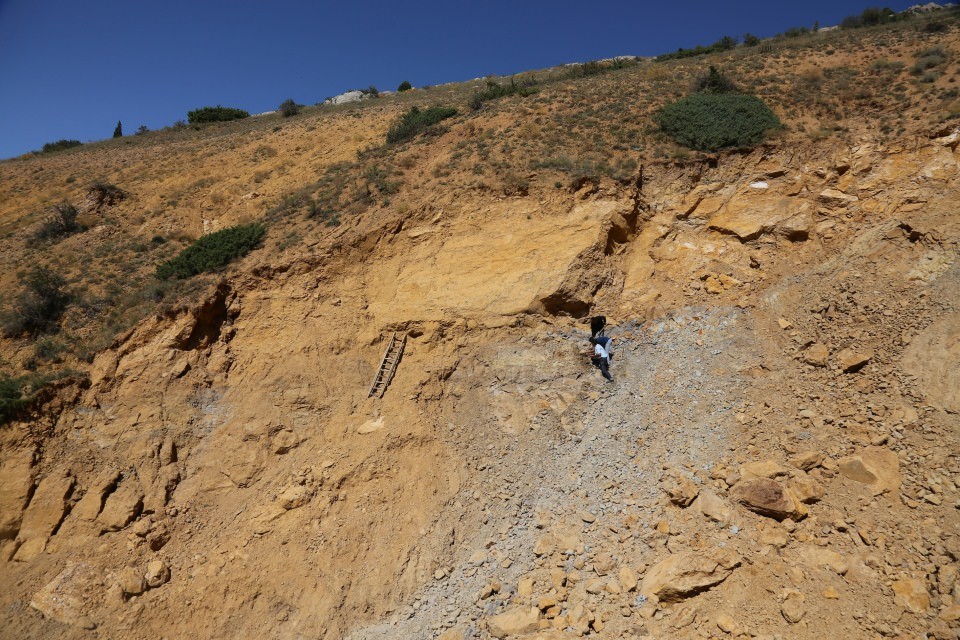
[0,17,959,640]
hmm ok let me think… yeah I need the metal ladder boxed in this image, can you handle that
[368,332,406,398]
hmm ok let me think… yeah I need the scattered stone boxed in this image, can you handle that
[716,612,742,634]
[145,559,170,588]
[819,188,859,204]
[695,489,732,524]
[836,347,873,372]
[799,546,848,575]
[802,343,830,367]
[619,566,638,592]
[940,604,960,622]
[781,591,806,623]
[778,318,793,330]
[758,524,789,548]
[487,606,539,638]
[739,460,788,479]
[579,511,597,524]
[666,476,699,506]
[117,566,146,596]
[789,475,825,503]
[823,586,840,599]
[278,485,311,510]
[892,578,930,614]
[731,478,806,520]
[790,452,824,471]
[517,577,534,598]
[479,581,501,599]
[640,550,741,603]
[593,552,616,576]
[30,563,96,630]
[837,447,901,495]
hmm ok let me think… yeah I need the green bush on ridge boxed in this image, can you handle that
[386,106,458,144]
[156,223,266,280]
[469,79,538,110]
[41,140,82,153]
[187,106,250,124]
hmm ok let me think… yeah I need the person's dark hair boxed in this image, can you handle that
[589,337,599,345]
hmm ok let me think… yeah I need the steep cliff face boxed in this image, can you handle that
[1,19,959,640]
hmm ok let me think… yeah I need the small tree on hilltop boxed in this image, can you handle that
[279,99,300,118]
[113,121,123,138]
[397,80,412,92]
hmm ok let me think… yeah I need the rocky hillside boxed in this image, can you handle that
[0,13,959,640]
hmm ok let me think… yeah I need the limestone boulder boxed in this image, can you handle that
[30,562,97,629]
[801,343,830,367]
[487,606,540,637]
[836,347,873,372]
[731,477,806,520]
[892,578,930,614]
[837,447,901,495]
[694,489,732,523]
[640,550,741,603]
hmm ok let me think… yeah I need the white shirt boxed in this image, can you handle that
[594,344,609,362]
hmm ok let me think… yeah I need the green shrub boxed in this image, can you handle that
[0,375,30,424]
[113,121,123,138]
[386,106,458,144]
[279,99,300,118]
[0,372,69,425]
[743,33,760,47]
[912,46,948,74]
[32,203,81,243]
[694,66,739,94]
[1,267,71,337]
[656,93,781,151]
[41,140,82,153]
[397,80,413,92]
[657,36,742,62]
[469,79,538,110]
[187,106,250,124]
[156,223,266,280]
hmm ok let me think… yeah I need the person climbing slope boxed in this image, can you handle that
[588,335,613,382]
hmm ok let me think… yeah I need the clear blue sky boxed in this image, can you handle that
[0,0,918,159]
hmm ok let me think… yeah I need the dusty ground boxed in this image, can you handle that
[0,12,959,640]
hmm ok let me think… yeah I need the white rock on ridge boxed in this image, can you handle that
[326,91,365,105]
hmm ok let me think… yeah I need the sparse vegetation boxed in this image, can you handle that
[469,79,538,110]
[187,106,250,124]
[1,267,71,337]
[386,106,458,144]
[156,223,266,280]
[912,46,948,75]
[41,139,82,153]
[31,203,82,243]
[656,35,739,62]
[0,374,31,424]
